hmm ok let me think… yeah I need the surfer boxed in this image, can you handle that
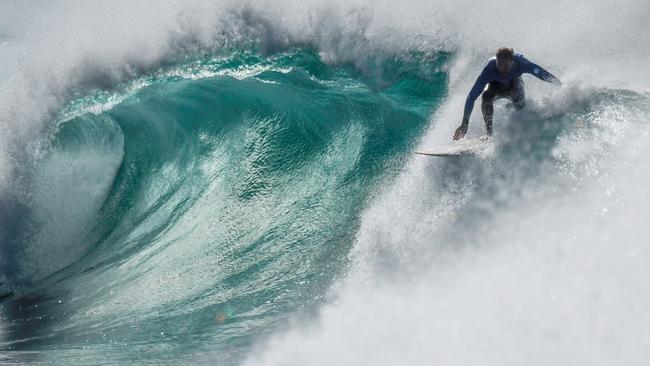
[453,47,561,140]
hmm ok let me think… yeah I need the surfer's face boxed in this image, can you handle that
[497,58,513,75]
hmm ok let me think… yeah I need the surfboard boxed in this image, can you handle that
[414,137,494,157]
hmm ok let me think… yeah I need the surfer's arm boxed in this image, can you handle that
[454,70,489,140]
[521,58,561,85]
[461,69,490,125]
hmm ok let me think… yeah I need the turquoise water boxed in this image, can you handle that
[1,48,448,364]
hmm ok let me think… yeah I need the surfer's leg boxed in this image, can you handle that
[509,77,526,109]
[481,82,500,135]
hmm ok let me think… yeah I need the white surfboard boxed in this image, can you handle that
[414,137,494,157]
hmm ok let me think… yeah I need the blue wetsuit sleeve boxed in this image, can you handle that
[462,67,490,123]
[520,57,560,84]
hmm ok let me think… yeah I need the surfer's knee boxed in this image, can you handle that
[510,87,525,110]
[513,98,526,110]
[481,91,495,108]
[510,78,525,107]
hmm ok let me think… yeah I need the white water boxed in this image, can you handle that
[242,1,650,365]
[246,96,650,364]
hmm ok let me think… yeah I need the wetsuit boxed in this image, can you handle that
[461,54,559,135]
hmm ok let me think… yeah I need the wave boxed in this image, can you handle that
[1,0,650,365]
[0,47,447,363]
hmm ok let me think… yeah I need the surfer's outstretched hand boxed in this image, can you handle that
[453,124,468,140]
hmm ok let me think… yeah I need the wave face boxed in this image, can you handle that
[2,1,650,365]
[0,45,446,363]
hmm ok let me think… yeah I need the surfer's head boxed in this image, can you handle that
[496,47,514,75]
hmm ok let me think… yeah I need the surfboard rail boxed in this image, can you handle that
[414,137,494,157]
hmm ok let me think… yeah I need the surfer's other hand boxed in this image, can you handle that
[453,124,468,140]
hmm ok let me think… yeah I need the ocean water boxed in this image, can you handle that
[1,1,649,365]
